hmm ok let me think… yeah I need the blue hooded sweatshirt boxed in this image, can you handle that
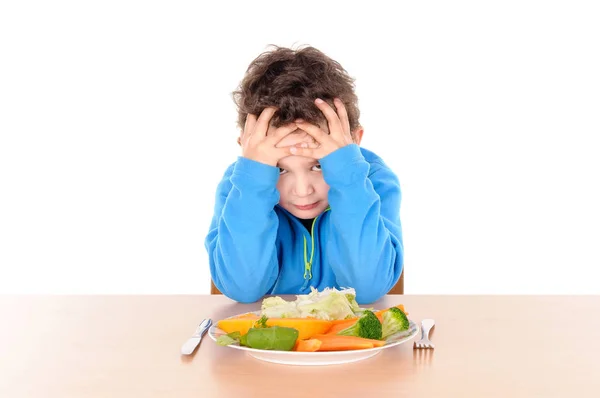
[204,144,403,304]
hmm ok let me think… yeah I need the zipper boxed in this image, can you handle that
[301,206,330,289]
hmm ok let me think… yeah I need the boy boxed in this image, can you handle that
[205,46,403,304]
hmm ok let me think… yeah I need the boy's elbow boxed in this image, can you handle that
[348,272,390,304]
[355,288,386,305]
[353,263,403,305]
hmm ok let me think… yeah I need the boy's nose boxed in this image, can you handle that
[293,178,315,197]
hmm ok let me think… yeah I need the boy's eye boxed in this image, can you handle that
[311,164,322,172]
[279,168,288,175]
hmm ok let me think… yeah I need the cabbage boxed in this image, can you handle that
[259,287,360,320]
[260,296,301,318]
[297,291,356,320]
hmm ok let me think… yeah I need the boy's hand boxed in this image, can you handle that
[292,98,354,159]
[240,107,304,167]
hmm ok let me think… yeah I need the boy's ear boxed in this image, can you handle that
[352,127,364,145]
[237,131,243,146]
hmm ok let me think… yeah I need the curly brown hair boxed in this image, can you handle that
[232,45,360,134]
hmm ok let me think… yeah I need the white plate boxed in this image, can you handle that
[208,313,419,366]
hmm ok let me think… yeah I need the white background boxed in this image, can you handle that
[1,1,599,295]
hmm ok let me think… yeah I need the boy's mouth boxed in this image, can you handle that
[294,202,319,211]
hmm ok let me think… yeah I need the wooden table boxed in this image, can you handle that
[1,295,599,397]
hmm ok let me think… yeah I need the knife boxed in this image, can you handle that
[180,318,212,355]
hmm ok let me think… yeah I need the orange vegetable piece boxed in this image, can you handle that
[217,315,260,336]
[374,304,407,319]
[217,316,333,340]
[265,318,332,340]
[294,338,322,352]
[311,334,385,351]
[325,321,355,335]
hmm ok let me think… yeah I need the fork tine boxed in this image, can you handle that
[414,339,435,349]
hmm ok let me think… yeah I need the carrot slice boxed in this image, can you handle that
[374,304,407,320]
[318,340,373,351]
[314,334,386,347]
[294,338,322,352]
[312,334,385,351]
[325,322,354,335]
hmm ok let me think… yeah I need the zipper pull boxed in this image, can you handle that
[301,235,313,290]
[303,261,312,280]
[301,263,312,290]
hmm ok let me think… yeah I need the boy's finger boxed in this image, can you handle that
[287,145,324,159]
[242,114,257,144]
[294,141,320,149]
[268,123,299,142]
[333,98,351,135]
[295,121,328,143]
[255,107,278,137]
[244,114,257,135]
[314,98,343,136]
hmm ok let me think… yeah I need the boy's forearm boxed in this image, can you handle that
[205,158,281,302]
[320,145,404,303]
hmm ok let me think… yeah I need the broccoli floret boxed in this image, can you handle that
[381,307,410,339]
[337,310,382,340]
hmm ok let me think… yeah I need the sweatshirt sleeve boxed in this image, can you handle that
[319,144,404,304]
[204,157,281,303]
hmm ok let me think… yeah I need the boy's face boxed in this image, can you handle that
[276,154,330,220]
[275,122,330,219]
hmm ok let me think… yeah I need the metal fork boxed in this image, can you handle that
[414,318,435,349]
